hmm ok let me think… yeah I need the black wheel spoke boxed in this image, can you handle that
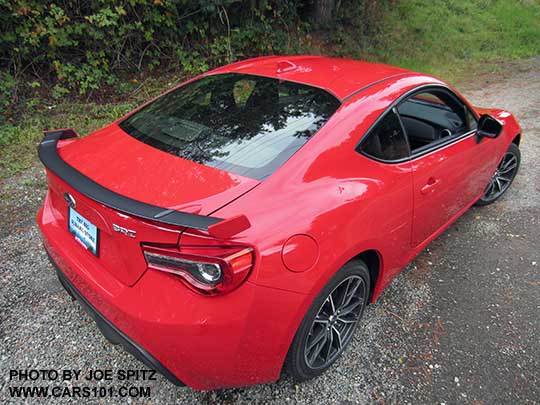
[324,328,334,362]
[499,162,517,174]
[340,299,362,316]
[314,314,329,325]
[308,335,327,365]
[327,293,336,314]
[495,177,503,192]
[332,325,343,350]
[485,181,495,198]
[338,278,352,307]
[341,279,361,309]
[307,327,327,351]
[337,315,359,324]
[501,156,516,171]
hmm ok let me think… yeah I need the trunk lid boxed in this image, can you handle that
[46,124,259,286]
[59,123,260,215]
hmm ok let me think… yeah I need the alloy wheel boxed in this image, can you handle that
[483,151,519,201]
[303,275,366,369]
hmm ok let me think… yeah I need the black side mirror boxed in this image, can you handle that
[477,114,503,139]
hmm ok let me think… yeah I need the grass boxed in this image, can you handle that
[0,101,137,178]
[0,76,179,179]
[375,0,540,81]
[1,0,539,178]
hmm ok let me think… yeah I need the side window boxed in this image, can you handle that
[397,89,476,153]
[359,109,410,161]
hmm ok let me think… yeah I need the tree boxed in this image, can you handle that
[308,0,342,24]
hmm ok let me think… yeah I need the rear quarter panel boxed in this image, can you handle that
[212,75,445,300]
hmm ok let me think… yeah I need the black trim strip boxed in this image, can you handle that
[38,130,223,230]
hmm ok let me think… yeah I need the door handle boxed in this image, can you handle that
[420,177,439,195]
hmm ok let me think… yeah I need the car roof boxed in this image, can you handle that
[208,55,415,101]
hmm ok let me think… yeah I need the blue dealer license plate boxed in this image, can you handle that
[68,207,99,256]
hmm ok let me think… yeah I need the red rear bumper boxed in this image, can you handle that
[37,194,309,390]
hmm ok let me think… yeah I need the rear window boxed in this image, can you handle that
[119,73,340,180]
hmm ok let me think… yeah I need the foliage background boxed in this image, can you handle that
[0,0,341,116]
[0,0,539,177]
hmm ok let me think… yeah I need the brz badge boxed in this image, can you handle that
[63,192,76,209]
[112,223,136,238]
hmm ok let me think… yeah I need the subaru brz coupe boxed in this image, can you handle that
[37,56,521,389]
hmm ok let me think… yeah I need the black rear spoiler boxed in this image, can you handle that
[38,129,250,237]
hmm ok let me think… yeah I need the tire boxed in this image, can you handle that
[476,142,520,206]
[285,260,370,381]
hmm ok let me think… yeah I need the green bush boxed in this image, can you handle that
[0,0,301,115]
[2,0,538,119]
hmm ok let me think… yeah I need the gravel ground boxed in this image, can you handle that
[1,58,539,404]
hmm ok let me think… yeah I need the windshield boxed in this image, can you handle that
[119,73,340,180]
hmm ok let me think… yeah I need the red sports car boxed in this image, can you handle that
[37,56,521,389]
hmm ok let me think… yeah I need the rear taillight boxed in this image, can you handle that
[142,243,254,295]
